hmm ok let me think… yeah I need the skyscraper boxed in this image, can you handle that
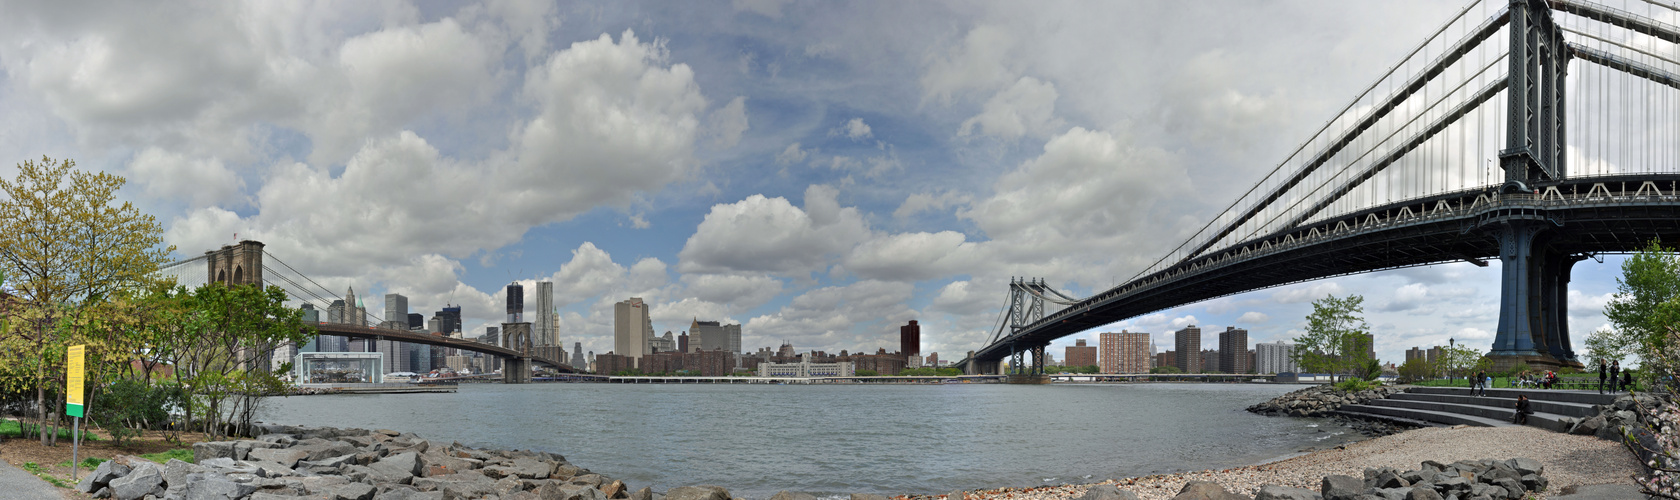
[573,342,584,368]
[506,282,524,324]
[408,313,424,329]
[690,319,742,353]
[384,294,408,329]
[677,332,689,353]
[1099,331,1151,374]
[1175,325,1202,374]
[615,298,653,358]
[437,305,462,334]
[900,320,921,358]
[1219,326,1250,374]
[534,281,554,346]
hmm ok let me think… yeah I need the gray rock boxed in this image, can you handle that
[411,472,494,493]
[1492,478,1523,498]
[243,459,297,478]
[1519,474,1546,491]
[92,486,113,498]
[109,463,166,500]
[507,458,552,479]
[1076,484,1142,500]
[947,491,967,500]
[1254,485,1321,500]
[1434,476,1470,492]
[374,485,446,500]
[296,441,359,461]
[1506,458,1541,477]
[249,492,308,500]
[1403,487,1441,500]
[1614,397,1637,411]
[851,494,892,500]
[295,475,352,494]
[161,459,210,491]
[628,486,656,500]
[372,452,425,478]
[1570,415,1605,435]
[331,482,377,500]
[164,471,259,500]
[1322,475,1364,500]
[1373,471,1409,489]
[198,457,238,468]
[667,485,732,500]
[1370,488,1408,500]
[769,491,819,500]
[193,441,243,463]
[248,448,309,468]
[78,456,136,492]
[1172,480,1249,500]
[441,478,500,500]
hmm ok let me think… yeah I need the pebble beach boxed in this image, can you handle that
[939,425,1641,500]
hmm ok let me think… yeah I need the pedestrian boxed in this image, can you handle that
[1474,370,1485,395]
[1598,360,1608,394]
[1622,370,1633,393]
[1514,395,1533,425]
[1611,360,1621,392]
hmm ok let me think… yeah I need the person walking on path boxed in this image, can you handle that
[1475,370,1487,396]
[1514,395,1533,425]
[1610,360,1621,392]
[1622,370,1634,393]
[1598,360,1608,394]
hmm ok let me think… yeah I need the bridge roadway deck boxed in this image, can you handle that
[973,174,1680,364]
[312,323,580,373]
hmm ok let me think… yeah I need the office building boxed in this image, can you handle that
[1405,346,1443,365]
[1100,331,1151,374]
[650,331,676,353]
[690,319,742,353]
[1219,326,1250,374]
[843,348,907,375]
[1174,325,1202,373]
[408,313,424,329]
[640,350,734,376]
[900,320,921,358]
[1350,332,1376,362]
[384,294,408,329]
[615,298,654,358]
[1255,341,1298,374]
[1064,339,1097,368]
[533,281,554,346]
[573,342,584,369]
[678,332,689,353]
[506,282,524,323]
[328,299,345,324]
[926,352,939,367]
[433,305,462,335]
[597,352,634,374]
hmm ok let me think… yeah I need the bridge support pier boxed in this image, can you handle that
[1488,218,1581,371]
[503,357,532,384]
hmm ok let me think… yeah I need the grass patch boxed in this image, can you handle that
[58,457,106,469]
[0,418,101,441]
[138,448,193,464]
[18,462,71,488]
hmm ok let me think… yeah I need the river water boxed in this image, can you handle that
[258,382,1362,498]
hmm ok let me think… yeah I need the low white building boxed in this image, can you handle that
[757,360,855,377]
[1255,341,1298,374]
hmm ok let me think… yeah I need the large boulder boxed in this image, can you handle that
[295,440,358,461]
[1321,475,1364,500]
[1254,485,1322,500]
[666,485,732,500]
[1569,415,1605,435]
[372,452,425,478]
[1173,481,1250,500]
[1078,484,1142,500]
[164,471,259,500]
[193,441,244,462]
[769,491,819,500]
[77,456,135,493]
[1403,487,1442,500]
[109,462,166,500]
[247,447,308,468]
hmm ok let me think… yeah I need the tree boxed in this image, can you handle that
[1291,294,1372,382]
[150,283,312,437]
[0,157,173,445]
[1438,343,1488,383]
[1149,366,1182,374]
[1603,239,1680,362]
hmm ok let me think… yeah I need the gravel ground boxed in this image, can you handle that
[939,426,1641,500]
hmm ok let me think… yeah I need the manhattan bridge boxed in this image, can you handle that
[960,0,1680,379]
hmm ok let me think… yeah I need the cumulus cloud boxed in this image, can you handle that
[744,280,917,352]
[893,190,971,219]
[921,24,1016,105]
[1237,311,1270,323]
[828,117,872,140]
[127,148,245,207]
[677,184,871,276]
[958,76,1062,139]
[706,96,750,148]
[1272,281,1347,304]
[775,142,810,165]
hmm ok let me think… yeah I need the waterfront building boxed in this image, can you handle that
[1174,326,1202,373]
[1158,351,1175,370]
[534,281,554,346]
[1099,331,1151,374]
[596,352,634,374]
[690,319,742,353]
[926,352,939,366]
[639,350,734,376]
[776,343,796,358]
[843,348,907,375]
[1348,333,1376,362]
[1201,349,1220,373]
[1255,341,1298,374]
[757,360,855,377]
[900,320,921,358]
[1219,326,1250,374]
[344,287,358,325]
[615,298,654,358]
[294,352,383,384]
[505,282,524,324]
[1064,339,1097,368]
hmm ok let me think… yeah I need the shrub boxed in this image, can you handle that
[1336,378,1377,392]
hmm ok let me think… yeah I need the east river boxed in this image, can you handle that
[259,382,1364,498]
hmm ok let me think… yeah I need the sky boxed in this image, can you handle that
[0,0,1650,364]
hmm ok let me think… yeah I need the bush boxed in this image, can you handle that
[1335,378,1379,392]
[1359,359,1382,381]
[1149,366,1183,374]
[93,380,182,446]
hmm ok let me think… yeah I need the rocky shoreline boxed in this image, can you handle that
[1244,385,1405,419]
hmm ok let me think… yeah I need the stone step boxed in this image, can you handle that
[1339,403,1515,427]
[1364,399,1573,432]
[1329,410,1450,429]
[1406,386,1619,406]
[1389,392,1600,418]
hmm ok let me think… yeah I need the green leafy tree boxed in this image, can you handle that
[0,157,173,445]
[150,283,312,437]
[1438,343,1488,382]
[1603,239,1680,361]
[1149,366,1182,374]
[1291,294,1372,382]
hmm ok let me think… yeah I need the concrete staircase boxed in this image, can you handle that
[1337,387,1616,432]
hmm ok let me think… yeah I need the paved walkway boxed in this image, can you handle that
[0,458,68,499]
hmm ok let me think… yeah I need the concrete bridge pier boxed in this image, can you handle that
[503,357,533,384]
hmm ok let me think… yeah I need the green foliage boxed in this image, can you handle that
[139,448,193,464]
[1603,239,1680,362]
[1396,358,1436,383]
[1149,366,1183,374]
[59,457,106,469]
[856,369,879,376]
[1335,378,1379,391]
[92,379,182,446]
[1046,365,1099,374]
[1359,359,1382,381]
[0,418,99,441]
[1437,344,1488,381]
[1291,294,1373,382]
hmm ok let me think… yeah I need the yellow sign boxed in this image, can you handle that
[66,345,84,417]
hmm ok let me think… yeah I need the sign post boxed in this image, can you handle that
[66,344,85,481]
